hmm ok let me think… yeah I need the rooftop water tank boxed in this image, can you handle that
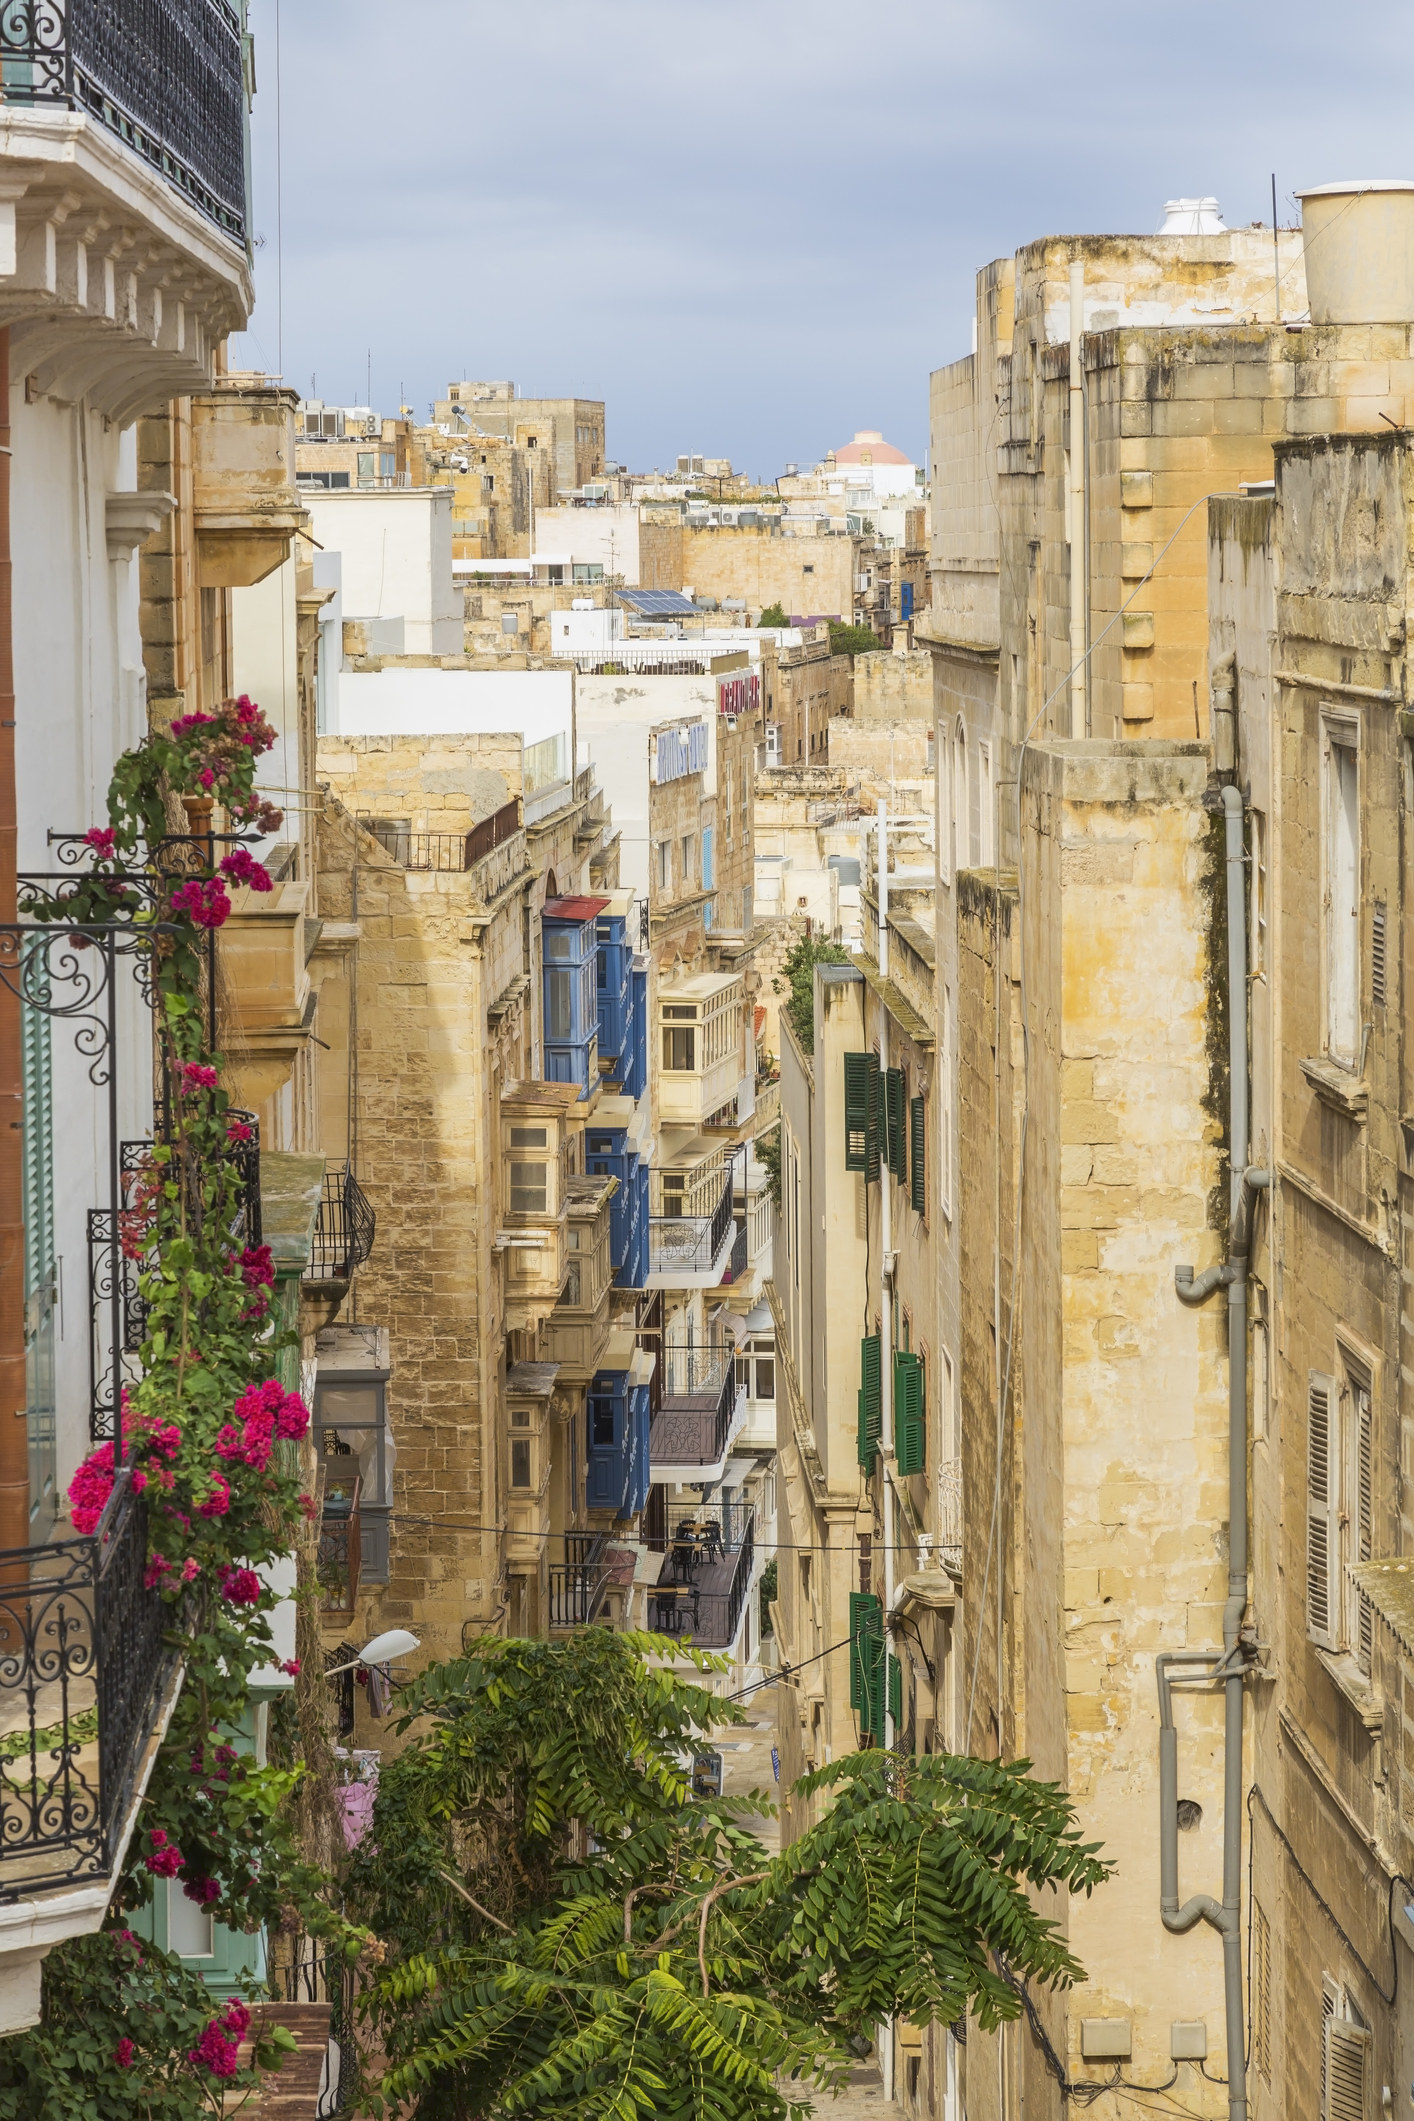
[1159,198,1226,234]
[1298,181,1414,323]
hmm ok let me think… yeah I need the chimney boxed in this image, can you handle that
[1298,181,1414,322]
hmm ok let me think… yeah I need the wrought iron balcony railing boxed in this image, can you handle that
[645,1507,754,1650]
[647,1166,734,1279]
[1,0,248,241]
[547,1531,612,1629]
[650,1344,739,1468]
[0,1476,176,1901]
[306,1163,376,1286]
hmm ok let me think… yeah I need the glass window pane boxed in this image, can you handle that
[510,1439,532,1488]
[510,1162,548,1212]
[547,968,573,1041]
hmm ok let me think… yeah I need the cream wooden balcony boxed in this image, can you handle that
[656,971,745,1129]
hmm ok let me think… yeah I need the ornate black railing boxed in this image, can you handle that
[650,1346,740,1468]
[0,0,248,241]
[646,1512,754,1650]
[548,1531,610,1628]
[87,1115,260,1440]
[0,1477,175,1900]
[307,1162,376,1285]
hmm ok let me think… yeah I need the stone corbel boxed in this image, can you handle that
[105,488,175,563]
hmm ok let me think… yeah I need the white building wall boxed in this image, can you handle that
[302,487,460,653]
[531,503,641,581]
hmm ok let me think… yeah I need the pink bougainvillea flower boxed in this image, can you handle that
[275,1392,308,1441]
[113,2037,135,2069]
[297,1492,318,1520]
[218,1565,262,1607]
[188,2020,240,2079]
[144,1828,183,1877]
[130,1469,147,1494]
[181,1556,201,1583]
[182,1876,221,1906]
[239,1244,274,1290]
[84,826,116,859]
[226,1119,253,1143]
[176,1061,219,1094]
[169,878,231,931]
[197,767,215,790]
[143,1554,172,1589]
[170,710,215,737]
[280,1659,301,1678]
[220,848,273,893]
[196,1474,230,1520]
[214,1423,243,1459]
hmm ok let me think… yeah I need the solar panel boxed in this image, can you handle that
[616,588,698,617]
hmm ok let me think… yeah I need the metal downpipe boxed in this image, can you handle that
[1162,782,1260,2121]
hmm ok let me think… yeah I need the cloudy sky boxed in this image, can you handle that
[230,0,1414,481]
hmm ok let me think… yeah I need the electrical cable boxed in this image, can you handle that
[385,1511,934,1554]
[1247,1782,1408,2008]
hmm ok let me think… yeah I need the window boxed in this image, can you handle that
[803,563,814,575]
[1323,1986,1372,2121]
[682,834,697,887]
[511,1162,548,1213]
[1251,1901,1272,2083]
[952,720,968,877]
[510,1125,548,1149]
[1307,1361,1374,1668]
[357,451,375,485]
[702,827,714,890]
[1323,717,1360,1066]
[978,740,993,866]
[663,1026,696,1070]
[1251,807,1268,978]
[380,451,396,479]
[501,611,519,634]
[656,840,670,893]
[510,1438,532,1489]
[546,969,573,1041]
[754,1352,775,1400]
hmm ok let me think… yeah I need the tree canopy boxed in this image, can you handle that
[346,1631,1110,2120]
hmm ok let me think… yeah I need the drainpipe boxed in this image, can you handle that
[0,326,26,1558]
[1068,260,1087,740]
[1168,781,1269,2121]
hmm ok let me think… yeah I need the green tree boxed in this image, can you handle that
[757,602,789,628]
[775,931,851,1055]
[826,620,880,657]
[348,1632,1110,2119]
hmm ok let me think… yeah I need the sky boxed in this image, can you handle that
[229,0,1414,483]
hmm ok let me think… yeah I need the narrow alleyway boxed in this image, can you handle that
[717,1686,904,2119]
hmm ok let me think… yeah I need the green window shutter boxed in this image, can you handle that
[909,1095,926,1214]
[888,1652,902,1731]
[849,1591,885,1740]
[883,1068,906,1181]
[843,1051,880,1179]
[894,1349,925,1476]
[857,1332,882,1469]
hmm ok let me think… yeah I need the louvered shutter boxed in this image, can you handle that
[1354,1377,1373,1669]
[909,1096,926,1214]
[894,1349,925,1476]
[1307,1374,1339,1648]
[1372,898,1388,1009]
[1325,2017,1371,2121]
[888,1651,902,1731]
[844,1051,880,1179]
[1252,1901,1271,2082]
[858,1333,882,1470]
[849,1591,884,1742]
[883,1067,907,1181]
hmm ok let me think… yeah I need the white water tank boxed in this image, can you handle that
[1298,181,1414,322]
[1159,198,1226,235]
